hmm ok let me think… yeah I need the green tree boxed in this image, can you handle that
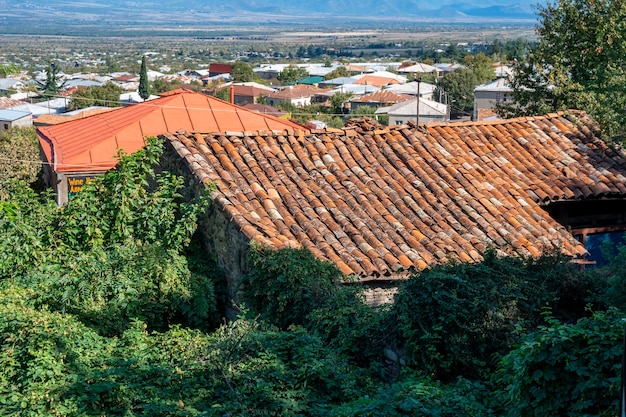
[277,65,309,84]
[230,61,255,83]
[324,66,349,80]
[463,53,495,84]
[0,64,18,78]
[495,309,623,417]
[67,82,124,111]
[138,55,150,101]
[36,62,66,97]
[435,67,478,114]
[498,0,626,142]
[0,137,216,335]
[329,91,353,115]
[434,53,494,115]
[153,77,182,94]
[0,127,41,186]
[212,87,231,102]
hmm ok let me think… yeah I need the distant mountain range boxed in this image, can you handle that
[0,0,540,28]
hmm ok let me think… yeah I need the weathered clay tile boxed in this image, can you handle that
[163,111,626,280]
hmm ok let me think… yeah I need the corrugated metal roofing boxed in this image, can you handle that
[38,89,306,172]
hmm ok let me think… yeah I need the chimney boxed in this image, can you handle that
[230,85,234,103]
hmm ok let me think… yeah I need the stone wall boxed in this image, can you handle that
[160,138,252,318]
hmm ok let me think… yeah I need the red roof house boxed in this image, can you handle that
[38,89,306,204]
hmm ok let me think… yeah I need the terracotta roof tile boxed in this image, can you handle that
[38,89,306,172]
[164,111,626,281]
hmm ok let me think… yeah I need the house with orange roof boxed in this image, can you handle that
[353,75,401,88]
[160,111,626,305]
[349,90,413,112]
[37,89,306,205]
[265,84,329,107]
[218,82,277,106]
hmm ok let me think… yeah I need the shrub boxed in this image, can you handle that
[390,251,591,380]
[324,373,495,416]
[494,309,624,417]
[244,246,345,329]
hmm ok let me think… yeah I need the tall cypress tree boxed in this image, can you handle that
[138,55,150,101]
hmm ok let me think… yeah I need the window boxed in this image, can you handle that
[395,120,403,125]
[3,123,8,130]
[574,228,626,267]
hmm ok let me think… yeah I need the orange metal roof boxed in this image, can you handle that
[38,89,306,172]
[354,75,401,88]
[163,111,626,280]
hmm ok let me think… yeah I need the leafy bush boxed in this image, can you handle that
[324,373,494,416]
[494,309,624,417]
[0,126,43,187]
[0,286,372,416]
[1,137,219,335]
[390,251,592,380]
[591,244,626,313]
[245,246,345,329]
[0,180,57,281]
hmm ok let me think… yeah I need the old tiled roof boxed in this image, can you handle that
[352,90,413,105]
[0,97,24,109]
[38,89,306,172]
[163,111,626,280]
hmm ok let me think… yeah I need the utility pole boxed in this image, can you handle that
[416,74,422,126]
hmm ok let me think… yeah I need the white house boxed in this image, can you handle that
[385,97,448,125]
[0,109,32,137]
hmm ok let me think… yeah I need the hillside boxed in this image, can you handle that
[0,0,538,30]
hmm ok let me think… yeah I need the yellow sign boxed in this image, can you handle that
[68,175,97,197]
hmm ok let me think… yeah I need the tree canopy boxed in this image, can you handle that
[499,0,626,142]
[277,65,310,84]
[67,82,124,111]
[0,127,41,187]
[36,62,67,97]
[230,61,256,83]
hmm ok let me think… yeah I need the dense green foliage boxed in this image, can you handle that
[0,63,19,77]
[500,0,626,142]
[0,126,42,187]
[0,293,370,416]
[230,61,257,83]
[389,251,599,381]
[0,137,216,335]
[277,66,310,84]
[495,309,623,417]
[67,82,124,111]
[435,53,495,114]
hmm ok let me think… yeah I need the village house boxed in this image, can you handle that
[159,111,626,306]
[473,78,514,121]
[384,80,437,101]
[0,78,27,94]
[385,96,448,125]
[349,90,414,112]
[37,89,306,205]
[0,109,32,136]
[219,82,276,106]
[264,84,330,107]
